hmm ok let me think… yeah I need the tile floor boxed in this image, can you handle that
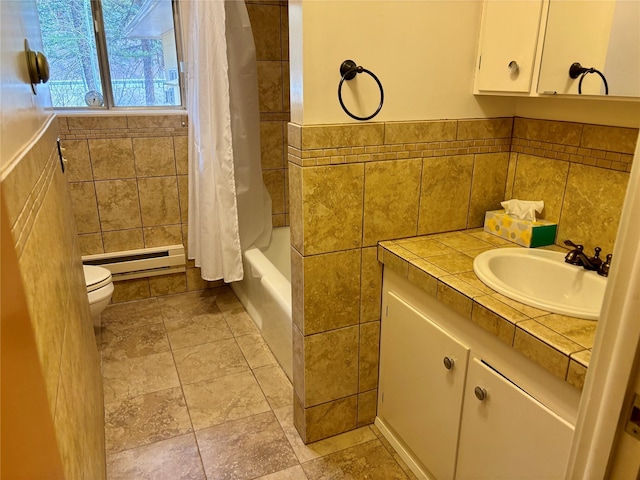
[101,286,417,480]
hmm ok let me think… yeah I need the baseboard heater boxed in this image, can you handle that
[82,244,186,281]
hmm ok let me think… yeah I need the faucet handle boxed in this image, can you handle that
[589,247,603,269]
[563,239,583,251]
[598,254,612,277]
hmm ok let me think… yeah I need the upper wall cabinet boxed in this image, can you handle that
[538,0,640,97]
[474,0,544,94]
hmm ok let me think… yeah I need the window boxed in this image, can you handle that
[36,0,184,109]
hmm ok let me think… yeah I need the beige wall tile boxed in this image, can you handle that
[173,136,188,175]
[302,395,358,443]
[288,123,301,149]
[263,169,286,214]
[138,176,181,226]
[359,321,380,392]
[281,5,289,60]
[261,122,284,168]
[302,164,364,255]
[133,137,176,177]
[288,164,303,253]
[282,62,290,113]
[304,326,359,407]
[126,115,183,129]
[357,390,378,427]
[513,118,581,145]
[457,118,513,140]
[418,155,473,234]
[177,175,189,224]
[504,152,517,200]
[186,267,212,291]
[149,273,187,297]
[247,3,281,60]
[111,278,151,303]
[78,233,104,256]
[302,249,361,335]
[471,303,515,345]
[292,324,305,407]
[95,179,142,231]
[301,124,384,149]
[384,120,457,144]
[291,247,304,332]
[63,139,93,182]
[67,115,127,130]
[363,159,421,246]
[360,247,383,323]
[102,229,144,253]
[69,182,101,233]
[557,164,629,253]
[580,125,638,154]
[257,61,283,112]
[89,138,136,180]
[511,154,569,223]
[144,225,183,248]
[468,152,509,228]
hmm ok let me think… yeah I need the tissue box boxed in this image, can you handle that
[484,210,557,248]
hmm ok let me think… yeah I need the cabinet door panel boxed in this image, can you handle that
[379,292,470,480]
[475,0,543,93]
[456,358,574,480]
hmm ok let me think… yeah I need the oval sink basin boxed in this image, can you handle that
[473,248,607,320]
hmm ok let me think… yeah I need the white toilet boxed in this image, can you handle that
[83,265,114,325]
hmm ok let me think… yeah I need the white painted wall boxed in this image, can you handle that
[0,0,53,175]
[289,0,516,125]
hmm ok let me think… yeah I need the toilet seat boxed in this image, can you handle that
[84,265,113,293]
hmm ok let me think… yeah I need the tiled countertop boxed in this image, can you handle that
[378,229,597,390]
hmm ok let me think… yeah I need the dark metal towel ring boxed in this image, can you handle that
[569,62,609,95]
[338,59,384,121]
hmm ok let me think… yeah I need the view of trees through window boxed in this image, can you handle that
[36,0,182,108]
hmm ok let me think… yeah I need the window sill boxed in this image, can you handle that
[54,108,186,116]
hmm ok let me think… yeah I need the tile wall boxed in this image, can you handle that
[509,118,636,254]
[58,0,290,303]
[2,120,106,478]
[288,117,638,443]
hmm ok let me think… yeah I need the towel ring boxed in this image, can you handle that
[338,60,384,121]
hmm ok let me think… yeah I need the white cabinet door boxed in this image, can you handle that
[475,0,543,93]
[379,292,470,480]
[456,358,574,480]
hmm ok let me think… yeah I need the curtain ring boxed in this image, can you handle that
[338,60,384,121]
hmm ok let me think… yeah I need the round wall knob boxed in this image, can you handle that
[474,386,487,401]
[443,357,455,370]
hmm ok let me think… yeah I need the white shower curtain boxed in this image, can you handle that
[186,0,272,283]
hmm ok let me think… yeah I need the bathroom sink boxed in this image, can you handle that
[473,248,607,320]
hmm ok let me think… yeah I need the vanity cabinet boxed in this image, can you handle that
[456,358,574,480]
[379,292,469,480]
[474,0,545,94]
[377,270,577,480]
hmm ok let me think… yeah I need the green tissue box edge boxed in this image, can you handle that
[483,210,557,248]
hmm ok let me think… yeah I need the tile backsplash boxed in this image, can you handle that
[288,116,638,444]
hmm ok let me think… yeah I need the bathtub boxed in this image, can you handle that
[231,227,292,380]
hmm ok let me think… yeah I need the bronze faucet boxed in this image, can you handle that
[563,240,611,277]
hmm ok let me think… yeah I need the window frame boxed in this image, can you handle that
[51,0,186,111]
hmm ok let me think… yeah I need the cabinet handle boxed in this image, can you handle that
[474,386,487,401]
[508,60,519,75]
[443,356,455,370]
